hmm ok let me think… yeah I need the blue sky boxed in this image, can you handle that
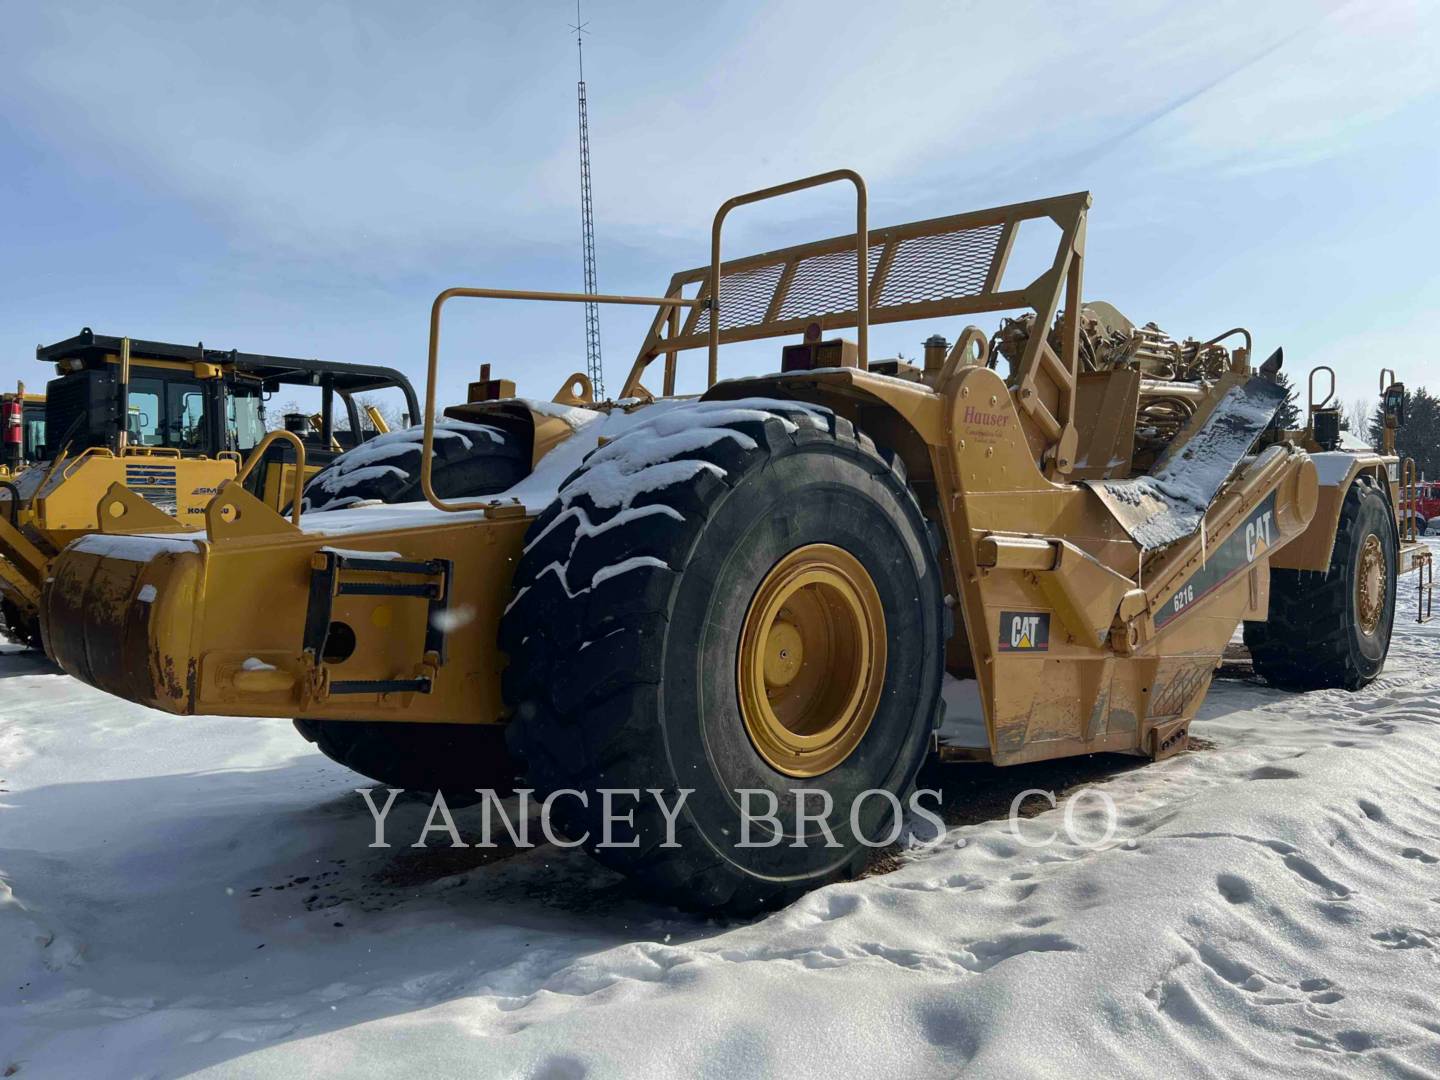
[2,0,1436,417]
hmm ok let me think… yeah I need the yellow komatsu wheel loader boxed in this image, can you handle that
[0,329,418,648]
[37,172,1433,911]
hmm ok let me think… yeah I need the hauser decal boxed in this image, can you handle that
[999,611,1050,651]
[1154,492,1277,629]
[961,405,1012,447]
[961,406,1010,429]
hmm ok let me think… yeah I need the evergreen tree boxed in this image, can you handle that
[1273,372,1302,431]
[1370,386,1439,477]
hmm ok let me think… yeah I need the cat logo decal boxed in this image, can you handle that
[999,611,1050,652]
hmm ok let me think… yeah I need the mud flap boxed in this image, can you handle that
[1085,376,1287,551]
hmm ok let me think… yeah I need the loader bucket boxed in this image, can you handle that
[43,535,205,711]
[42,501,531,725]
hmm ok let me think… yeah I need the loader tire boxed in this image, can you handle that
[0,598,41,651]
[299,421,527,513]
[1244,476,1397,691]
[293,718,517,801]
[500,400,945,913]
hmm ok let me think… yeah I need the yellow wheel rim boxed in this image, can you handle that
[1356,533,1385,636]
[737,544,886,778]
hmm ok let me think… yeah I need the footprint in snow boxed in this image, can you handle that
[1317,902,1362,926]
[1298,977,1345,1005]
[801,891,864,923]
[1281,853,1351,898]
[963,932,1078,972]
[1292,1027,1377,1054]
[1401,847,1438,864]
[1356,799,1386,822]
[1248,765,1301,781]
[1370,928,1434,951]
[1215,873,1254,904]
[1193,941,1264,990]
[887,872,982,893]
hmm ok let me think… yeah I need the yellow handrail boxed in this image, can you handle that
[60,446,115,481]
[420,287,699,514]
[235,429,307,526]
[708,169,869,387]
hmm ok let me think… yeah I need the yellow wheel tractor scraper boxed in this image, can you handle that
[0,329,417,648]
[39,173,1432,911]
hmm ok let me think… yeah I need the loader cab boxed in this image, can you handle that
[34,329,419,511]
[38,332,244,461]
[21,397,45,465]
[36,329,417,457]
[1,389,46,473]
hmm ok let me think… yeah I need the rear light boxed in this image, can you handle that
[781,326,859,373]
[468,363,516,403]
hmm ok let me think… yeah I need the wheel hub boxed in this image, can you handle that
[1356,532,1385,636]
[737,544,886,778]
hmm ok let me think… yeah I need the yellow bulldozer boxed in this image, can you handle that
[37,173,1433,911]
[0,329,417,647]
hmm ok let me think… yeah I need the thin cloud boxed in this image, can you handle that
[8,0,1428,269]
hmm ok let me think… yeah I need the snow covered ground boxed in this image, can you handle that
[2,551,1438,1078]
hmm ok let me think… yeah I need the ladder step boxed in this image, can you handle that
[336,581,439,598]
[335,556,444,576]
[329,677,432,695]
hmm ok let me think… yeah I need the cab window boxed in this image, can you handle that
[126,374,211,451]
[127,378,164,446]
[21,406,44,457]
[228,385,265,452]
[167,383,208,450]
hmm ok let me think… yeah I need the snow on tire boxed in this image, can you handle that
[499,399,945,913]
[299,419,527,513]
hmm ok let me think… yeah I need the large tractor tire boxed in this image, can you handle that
[293,719,516,799]
[299,420,527,514]
[1245,476,1397,691]
[294,419,527,796]
[500,400,946,913]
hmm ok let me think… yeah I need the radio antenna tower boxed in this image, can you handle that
[571,0,604,398]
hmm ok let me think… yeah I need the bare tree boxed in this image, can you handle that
[263,394,409,435]
[264,399,306,431]
[353,393,409,433]
[1346,397,1374,441]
